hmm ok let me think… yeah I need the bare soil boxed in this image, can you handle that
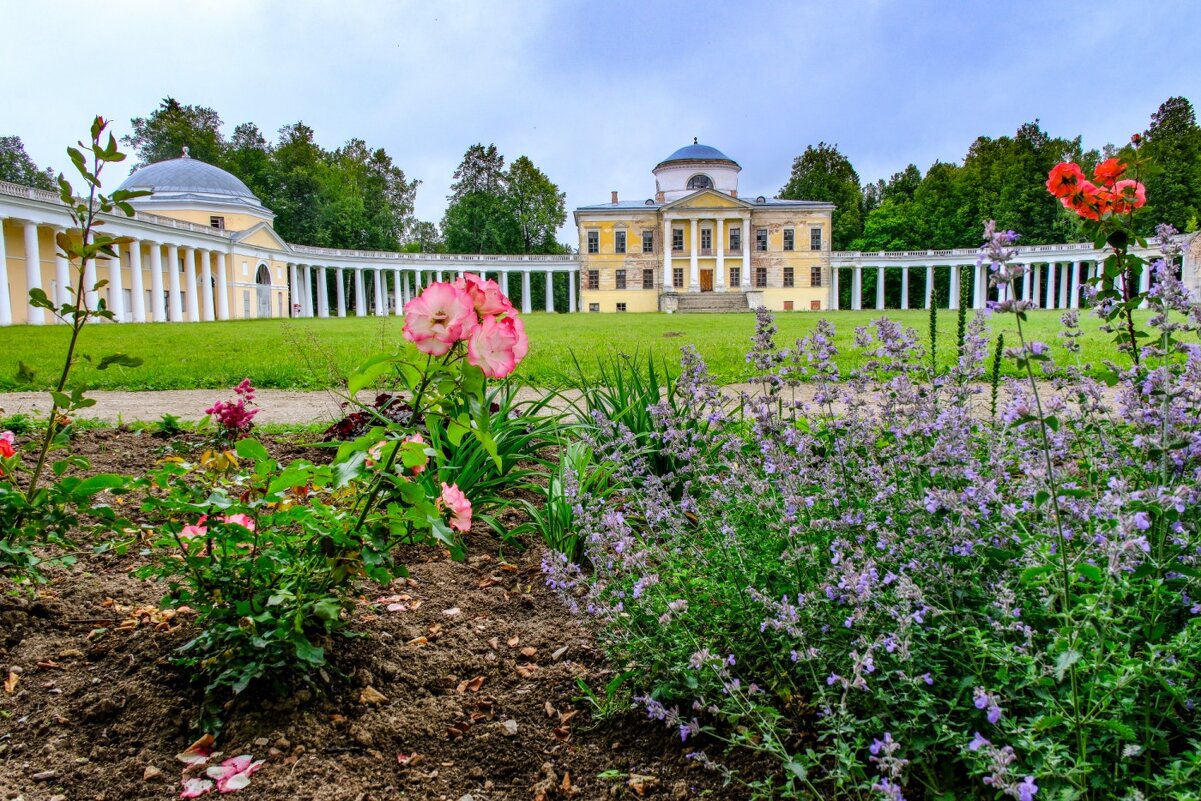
[0,431,744,801]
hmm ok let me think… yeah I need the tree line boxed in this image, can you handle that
[779,96,1201,251]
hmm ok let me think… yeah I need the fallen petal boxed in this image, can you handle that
[176,734,216,765]
[180,777,214,798]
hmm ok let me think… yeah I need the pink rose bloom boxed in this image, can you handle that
[366,439,386,467]
[467,315,519,378]
[402,283,477,354]
[404,434,428,475]
[440,482,472,533]
[506,313,529,362]
[222,513,255,532]
[457,273,513,316]
[180,515,209,540]
[1111,179,1147,213]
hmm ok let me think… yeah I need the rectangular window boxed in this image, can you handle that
[587,230,599,254]
[784,301,794,311]
[783,267,794,287]
[729,227,741,251]
[243,291,250,317]
[756,228,768,251]
[589,302,600,312]
[615,269,626,289]
[783,228,795,251]
[672,228,684,252]
[810,228,822,251]
[615,230,626,254]
[587,270,599,290]
[755,266,767,287]
[642,229,654,253]
[642,269,654,289]
[810,300,821,310]
[673,267,684,288]
[210,216,225,230]
[616,302,627,312]
[729,266,741,287]
[701,228,712,252]
[810,266,823,287]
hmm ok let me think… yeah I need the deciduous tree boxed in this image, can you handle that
[779,143,863,249]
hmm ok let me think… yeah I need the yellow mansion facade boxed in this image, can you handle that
[574,141,835,313]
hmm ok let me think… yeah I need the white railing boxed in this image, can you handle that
[287,243,579,267]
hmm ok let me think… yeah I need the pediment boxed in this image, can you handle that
[662,189,750,211]
[233,222,289,251]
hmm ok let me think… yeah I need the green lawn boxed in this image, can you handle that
[0,309,1135,391]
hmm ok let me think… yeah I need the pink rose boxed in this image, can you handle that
[180,515,209,540]
[467,315,520,378]
[222,513,255,532]
[457,273,513,317]
[506,313,529,362]
[440,482,472,533]
[402,283,477,353]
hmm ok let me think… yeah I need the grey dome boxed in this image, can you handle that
[657,142,738,168]
[119,150,265,210]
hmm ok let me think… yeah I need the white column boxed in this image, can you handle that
[949,265,960,310]
[1021,268,1030,303]
[183,247,199,322]
[436,270,444,283]
[852,266,862,310]
[288,264,300,317]
[392,269,402,315]
[415,270,424,291]
[315,267,327,317]
[1058,262,1069,309]
[108,242,125,322]
[54,227,71,312]
[544,270,554,312]
[335,268,346,317]
[831,266,841,310]
[568,270,577,312]
[215,252,230,321]
[166,245,183,322]
[306,265,317,317]
[1032,265,1042,309]
[900,266,909,310]
[688,218,699,292]
[1071,261,1082,309]
[501,270,510,300]
[715,218,726,290]
[662,217,673,289]
[1138,260,1150,308]
[354,269,366,316]
[876,266,885,310]
[1045,262,1057,310]
[0,219,11,326]
[23,222,45,325]
[149,243,165,322]
[129,240,145,322]
[521,270,532,314]
[924,265,934,309]
[741,215,751,288]
[973,263,986,309]
[199,249,214,322]
[373,269,385,315]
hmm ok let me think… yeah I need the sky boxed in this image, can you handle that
[2,0,1198,241]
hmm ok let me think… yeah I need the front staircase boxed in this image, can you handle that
[671,291,751,313]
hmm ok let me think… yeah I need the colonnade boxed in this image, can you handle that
[661,212,752,291]
[283,262,578,318]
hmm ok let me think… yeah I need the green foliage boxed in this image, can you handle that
[779,142,864,249]
[514,441,614,560]
[1141,96,1201,233]
[0,135,56,189]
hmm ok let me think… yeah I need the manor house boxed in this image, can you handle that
[573,140,835,313]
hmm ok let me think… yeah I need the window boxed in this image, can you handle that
[615,230,626,254]
[783,228,795,251]
[810,228,822,251]
[672,228,684,252]
[587,230,599,254]
[587,270,599,290]
[783,267,794,288]
[642,229,654,253]
[616,269,626,289]
[686,174,713,189]
[589,303,600,312]
[642,269,655,289]
[755,266,767,288]
[729,227,741,251]
[616,302,627,312]
[810,300,821,310]
[243,291,250,317]
[810,266,823,287]
[756,228,768,251]
[729,266,741,287]
[701,228,712,252]
[784,301,794,311]
[673,267,684,288]
[210,216,225,230]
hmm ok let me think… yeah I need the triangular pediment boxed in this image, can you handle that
[233,222,289,251]
[662,189,751,211]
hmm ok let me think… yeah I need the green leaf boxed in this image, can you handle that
[235,438,271,463]
[347,353,396,396]
[292,637,325,665]
[95,353,143,371]
[1054,649,1081,682]
[1077,563,1104,583]
[74,474,128,497]
[16,361,36,384]
[1100,719,1136,741]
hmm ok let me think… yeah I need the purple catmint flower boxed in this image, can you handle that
[969,732,990,752]
[1016,776,1039,801]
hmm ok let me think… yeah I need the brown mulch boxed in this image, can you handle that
[0,430,746,801]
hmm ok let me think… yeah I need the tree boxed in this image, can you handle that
[443,192,521,254]
[882,164,922,204]
[267,122,325,246]
[1142,96,1201,232]
[0,136,55,189]
[402,221,445,253]
[448,143,506,201]
[504,156,566,253]
[779,143,864,249]
[221,122,273,201]
[123,97,226,169]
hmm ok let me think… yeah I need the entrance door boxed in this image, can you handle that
[255,264,273,318]
[700,270,714,292]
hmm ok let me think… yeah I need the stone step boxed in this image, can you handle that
[673,292,750,312]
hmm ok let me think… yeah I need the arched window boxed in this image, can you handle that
[687,174,713,190]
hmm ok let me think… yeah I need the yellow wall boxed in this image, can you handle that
[142,208,271,233]
[581,289,660,313]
